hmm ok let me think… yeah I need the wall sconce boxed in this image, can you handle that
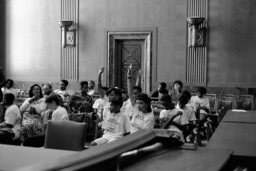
[187,17,206,47]
[58,20,75,48]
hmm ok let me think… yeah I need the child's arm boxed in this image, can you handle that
[162,111,182,129]
[135,70,142,87]
[127,65,136,106]
[97,67,105,99]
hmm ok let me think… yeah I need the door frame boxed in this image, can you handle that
[105,28,157,93]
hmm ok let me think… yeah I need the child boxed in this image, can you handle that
[159,95,183,131]
[91,96,130,146]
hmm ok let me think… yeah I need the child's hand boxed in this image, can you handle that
[98,67,105,75]
[127,64,132,78]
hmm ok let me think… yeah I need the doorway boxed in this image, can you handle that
[115,40,144,90]
[107,30,155,93]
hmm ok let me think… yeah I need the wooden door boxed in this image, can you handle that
[116,40,144,90]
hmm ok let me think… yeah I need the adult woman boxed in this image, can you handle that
[127,65,155,133]
[20,84,46,141]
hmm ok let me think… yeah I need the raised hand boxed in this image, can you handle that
[98,67,105,75]
[127,64,132,78]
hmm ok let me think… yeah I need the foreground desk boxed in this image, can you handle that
[17,130,232,171]
[222,110,256,124]
[207,122,256,157]
[0,144,77,171]
[123,148,231,171]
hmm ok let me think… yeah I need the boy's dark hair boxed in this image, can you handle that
[173,80,183,89]
[178,95,188,108]
[106,87,122,97]
[61,79,69,87]
[159,82,167,89]
[133,86,142,93]
[159,88,169,95]
[45,94,60,105]
[80,81,88,88]
[4,93,15,106]
[197,87,207,95]
[160,94,174,110]
[182,90,191,100]
[110,96,123,107]
[136,93,152,112]
[29,84,43,98]
[6,79,14,87]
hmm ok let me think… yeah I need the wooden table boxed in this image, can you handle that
[222,110,256,124]
[0,144,77,171]
[122,148,231,171]
[207,122,256,157]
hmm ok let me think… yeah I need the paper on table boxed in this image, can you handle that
[231,109,247,112]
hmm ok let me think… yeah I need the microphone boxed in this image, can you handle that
[120,142,163,158]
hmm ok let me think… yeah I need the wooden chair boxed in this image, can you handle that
[44,120,87,151]
[236,95,254,110]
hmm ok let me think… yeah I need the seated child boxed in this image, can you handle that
[159,95,184,140]
[91,96,130,146]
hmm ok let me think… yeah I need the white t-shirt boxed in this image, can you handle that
[176,105,196,124]
[52,106,69,121]
[102,111,131,139]
[54,89,69,100]
[130,108,155,133]
[190,95,210,114]
[4,104,21,139]
[20,97,47,114]
[159,108,186,133]
[1,88,18,97]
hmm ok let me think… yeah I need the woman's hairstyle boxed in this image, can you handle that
[136,93,152,113]
[182,90,191,100]
[29,84,43,98]
[173,80,183,90]
[61,79,69,87]
[45,94,61,105]
[89,80,95,85]
[3,93,15,106]
[197,87,207,95]
[6,79,14,88]
[160,94,174,110]
[159,82,167,89]
[132,86,142,93]
[80,81,88,88]
[178,95,188,108]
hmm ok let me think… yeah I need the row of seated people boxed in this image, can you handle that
[0,67,215,147]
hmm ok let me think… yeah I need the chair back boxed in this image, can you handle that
[236,95,254,110]
[44,120,87,151]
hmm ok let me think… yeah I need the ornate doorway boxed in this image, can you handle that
[107,30,155,93]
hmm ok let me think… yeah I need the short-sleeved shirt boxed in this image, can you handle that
[159,108,186,132]
[102,111,130,139]
[190,95,210,114]
[4,104,21,139]
[52,106,69,121]
[130,108,155,133]
[176,105,196,124]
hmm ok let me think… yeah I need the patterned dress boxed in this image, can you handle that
[20,98,47,141]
